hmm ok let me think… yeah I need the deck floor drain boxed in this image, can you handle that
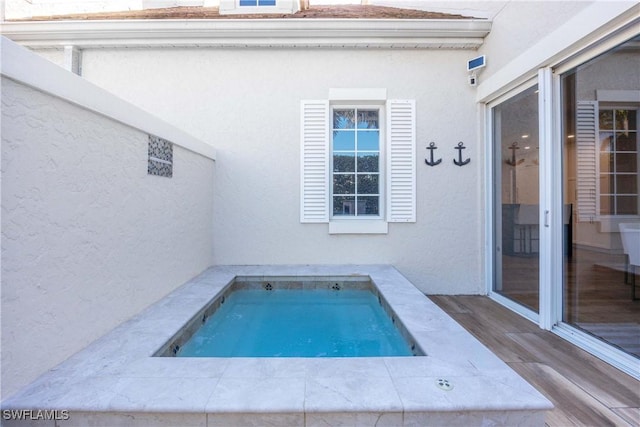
[436,378,454,391]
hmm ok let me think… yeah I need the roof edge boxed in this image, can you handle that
[1,18,492,49]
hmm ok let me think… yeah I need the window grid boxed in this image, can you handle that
[331,107,380,217]
[239,0,276,6]
[598,108,639,215]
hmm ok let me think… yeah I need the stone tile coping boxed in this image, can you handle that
[1,265,552,426]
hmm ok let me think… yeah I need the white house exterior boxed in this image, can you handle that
[1,0,639,407]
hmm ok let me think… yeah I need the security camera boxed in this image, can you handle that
[467,55,485,87]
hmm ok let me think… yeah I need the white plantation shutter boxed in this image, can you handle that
[300,100,330,223]
[386,100,416,222]
[576,100,599,222]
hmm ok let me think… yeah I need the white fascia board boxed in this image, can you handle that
[1,18,491,49]
[477,1,639,103]
[0,36,216,161]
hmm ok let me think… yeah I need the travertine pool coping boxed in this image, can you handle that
[2,265,552,426]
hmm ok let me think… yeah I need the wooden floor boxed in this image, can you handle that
[499,246,640,357]
[430,295,640,427]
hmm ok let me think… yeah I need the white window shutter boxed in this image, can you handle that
[386,99,416,222]
[576,100,599,222]
[300,100,330,223]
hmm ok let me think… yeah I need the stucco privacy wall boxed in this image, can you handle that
[80,47,482,294]
[1,43,215,396]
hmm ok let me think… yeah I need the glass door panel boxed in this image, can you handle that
[493,85,540,313]
[561,35,640,359]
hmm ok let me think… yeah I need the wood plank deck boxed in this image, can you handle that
[429,295,640,427]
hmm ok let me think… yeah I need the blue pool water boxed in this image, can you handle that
[177,289,412,357]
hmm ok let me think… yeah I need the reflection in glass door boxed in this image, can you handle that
[561,35,639,359]
[493,85,540,313]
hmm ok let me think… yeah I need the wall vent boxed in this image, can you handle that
[148,135,173,178]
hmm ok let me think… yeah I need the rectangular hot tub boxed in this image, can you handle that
[155,277,424,358]
[1,265,552,426]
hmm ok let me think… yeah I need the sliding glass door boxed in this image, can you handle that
[490,31,639,376]
[493,85,540,314]
[560,35,640,359]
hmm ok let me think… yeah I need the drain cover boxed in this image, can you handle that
[436,378,454,391]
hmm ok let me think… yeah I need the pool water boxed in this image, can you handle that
[176,289,412,357]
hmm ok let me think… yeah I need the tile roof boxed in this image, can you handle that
[17,5,477,21]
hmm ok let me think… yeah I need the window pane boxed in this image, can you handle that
[626,110,637,130]
[333,131,355,151]
[616,174,638,194]
[599,133,613,152]
[616,153,637,172]
[333,153,355,172]
[258,0,276,4]
[615,110,634,130]
[357,110,379,129]
[357,131,379,151]
[333,196,355,216]
[599,175,614,194]
[333,174,355,194]
[599,153,613,173]
[599,110,613,130]
[357,196,379,215]
[331,107,382,218]
[600,195,612,215]
[333,110,355,129]
[357,153,379,172]
[616,196,638,214]
[616,132,637,151]
[239,0,257,5]
[357,174,379,194]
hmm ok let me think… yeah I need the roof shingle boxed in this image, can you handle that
[17,5,477,21]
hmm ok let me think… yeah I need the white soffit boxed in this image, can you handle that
[1,19,491,49]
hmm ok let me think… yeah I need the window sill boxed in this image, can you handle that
[597,215,640,233]
[329,220,388,235]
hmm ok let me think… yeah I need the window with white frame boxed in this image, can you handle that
[598,107,639,215]
[239,0,276,5]
[331,107,381,217]
[219,0,298,14]
[300,90,415,234]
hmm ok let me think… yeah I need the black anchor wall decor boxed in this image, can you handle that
[425,142,442,166]
[453,142,471,166]
[505,141,525,166]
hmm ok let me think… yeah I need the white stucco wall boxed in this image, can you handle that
[478,0,594,82]
[29,48,65,68]
[476,1,638,103]
[79,47,483,295]
[1,75,215,396]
